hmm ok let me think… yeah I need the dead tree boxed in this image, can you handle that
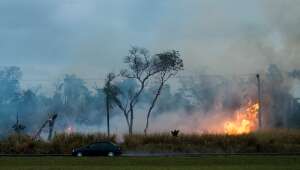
[116,47,161,135]
[144,51,183,135]
[12,113,26,134]
[33,113,58,140]
[111,47,183,135]
[48,114,58,140]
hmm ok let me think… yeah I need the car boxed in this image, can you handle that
[72,141,122,157]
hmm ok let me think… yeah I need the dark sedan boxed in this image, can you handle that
[72,141,122,157]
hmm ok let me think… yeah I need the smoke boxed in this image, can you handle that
[1,1,299,84]
[1,1,300,137]
[0,64,299,138]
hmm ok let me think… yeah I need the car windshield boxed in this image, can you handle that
[87,143,98,148]
[109,142,117,146]
[87,142,115,148]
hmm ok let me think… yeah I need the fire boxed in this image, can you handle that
[224,101,259,135]
[65,126,75,134]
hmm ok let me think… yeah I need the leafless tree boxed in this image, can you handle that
[144,50,183,134]
[116,47,161,135]
[110,47,183,135]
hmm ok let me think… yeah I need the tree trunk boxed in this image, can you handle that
[34,120,49,140]
[144,82,164,135]
[127,82,145,135]
[129,104,134,135]
[124,111,130,131]
[106,96,110,137]
[48,121,55,141]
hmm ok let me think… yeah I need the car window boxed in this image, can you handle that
[109,142,116,147]
[88,143,99,149]
[100,143,110,149]
[89,143,106,149]
[88,142,115,150]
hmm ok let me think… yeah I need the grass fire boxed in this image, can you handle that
[1,0,300,169]
[224,101,259,135]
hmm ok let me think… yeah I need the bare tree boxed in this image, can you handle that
[12,112,26,135]
[144,50,183,134]
[116,47,160,135]
[110,47,183,135]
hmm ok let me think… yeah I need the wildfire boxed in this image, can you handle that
[224,101,259,135]
[65,126,75,134]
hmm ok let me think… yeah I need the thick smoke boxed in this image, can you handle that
[0,64,299,138]
[0,68,108,137]
[1,1,300,136]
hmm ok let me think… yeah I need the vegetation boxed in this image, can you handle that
[0,129,299,154]
[108,47,184,135]
[0,48,185,138]
[103,73,121,137]
[0,133,115,154]
[123,129,300,153]
[0,156,299,170]
[0,61,299,140]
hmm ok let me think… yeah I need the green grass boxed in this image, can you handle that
[0,156,299,170]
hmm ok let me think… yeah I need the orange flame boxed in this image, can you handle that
[224,101,259,135]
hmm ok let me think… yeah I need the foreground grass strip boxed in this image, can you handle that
[1,166,299,170]
[0,156,299,170]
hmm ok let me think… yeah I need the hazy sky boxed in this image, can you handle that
[1,0,299,87]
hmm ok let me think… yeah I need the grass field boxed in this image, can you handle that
[0,156,299,170]
[2,130,300,154]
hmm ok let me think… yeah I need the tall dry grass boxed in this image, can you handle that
[122,129,300,153]
[51,133,116,154]
[0,133,115,154]
[0,129,299,154]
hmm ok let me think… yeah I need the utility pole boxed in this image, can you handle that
[256,74,262,129]
[106,95,110,137]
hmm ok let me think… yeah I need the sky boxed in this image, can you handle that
[0,0,300,89]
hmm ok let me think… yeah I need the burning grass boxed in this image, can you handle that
[224,101,259,135]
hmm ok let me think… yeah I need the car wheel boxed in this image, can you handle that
[77,152,83,157]
[108,152,114,157]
